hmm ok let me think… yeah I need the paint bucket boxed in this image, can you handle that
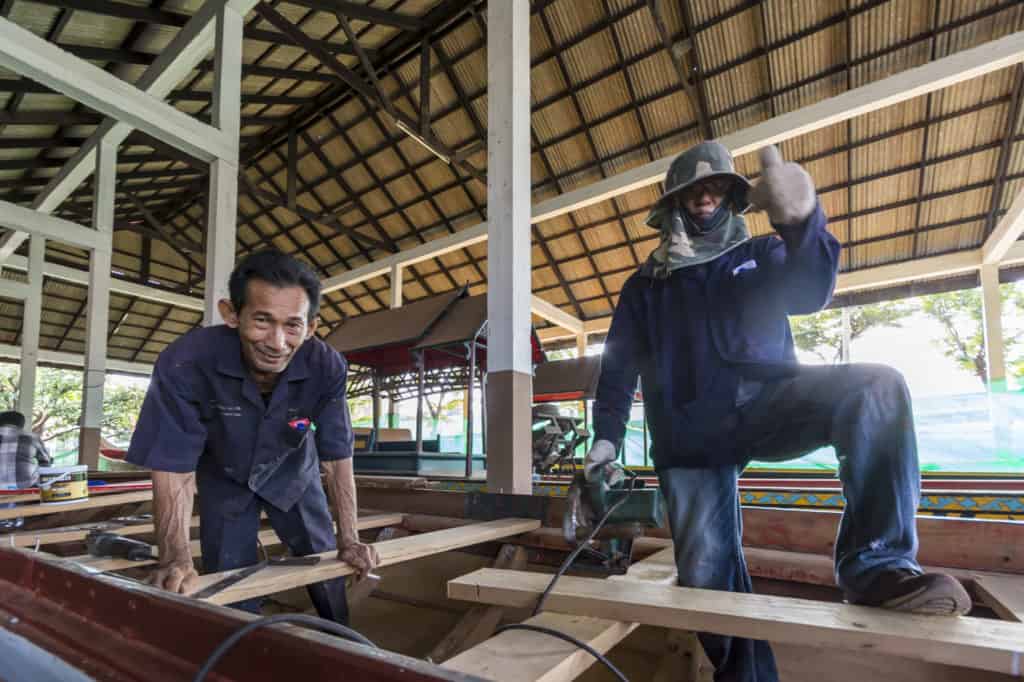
[38,465,89,504]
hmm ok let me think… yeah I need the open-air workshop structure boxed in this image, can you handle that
[0,1,1023,680]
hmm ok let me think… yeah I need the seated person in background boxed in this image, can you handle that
[0,410,52,489]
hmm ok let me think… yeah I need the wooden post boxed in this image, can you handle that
[390,263,403,309]
[16,234,44,420]
[980,264,1006,388]
[485,0,533,494]
[204,4,243,326]
[79,140,116,468]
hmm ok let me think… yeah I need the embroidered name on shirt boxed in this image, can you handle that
[732,259,758,276]
[210,402,242,416]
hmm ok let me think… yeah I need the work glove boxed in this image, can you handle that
[748,145,817,226]
[338,540,381,581]
[583,440,620,484]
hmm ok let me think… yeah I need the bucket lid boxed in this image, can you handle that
[39,465,88,474]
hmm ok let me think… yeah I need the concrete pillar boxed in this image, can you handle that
[485,0,532,494]
[980,264,1006,388]
[16,234,44,420]
[576,333,587,358]
[204,5,243,325]
[390,263,403,309]
[79,140,115,468]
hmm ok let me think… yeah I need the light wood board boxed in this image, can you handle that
[973,573,1024,623]
[0,490,152,520]
[448,568,1024,676]
[192,518,541,606]
[443,547,679,681]
[70,512,404,572]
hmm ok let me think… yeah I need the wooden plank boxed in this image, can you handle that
[739,507,1024,574]
[443,548,678,681]
[429,545,529,663]
[973,573,1024,623]
[448,569,1024,676]
[70,513,404,572]
[192,518,541,606]
[0,490,152,521]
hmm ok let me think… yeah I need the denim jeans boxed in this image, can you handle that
[657,363,922,682]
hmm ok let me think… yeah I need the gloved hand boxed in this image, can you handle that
[583,440,617,482]
[748,145,816,226]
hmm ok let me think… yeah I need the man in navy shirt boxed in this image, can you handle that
[128,249,378,624]
[585,142,971,681]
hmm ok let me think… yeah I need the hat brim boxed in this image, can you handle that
[645,172,752,230]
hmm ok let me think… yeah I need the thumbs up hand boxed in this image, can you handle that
[748,145,817,226]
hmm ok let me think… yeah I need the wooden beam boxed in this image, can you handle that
[71,512,404,572]
[282,0,423,30]
[191,518,540,605]
[0,200,104,251]
[983,183,1024,265]
[5,255,203,311]
[0,17,234,163]
[444,547,678,681]
[973,574,1024,623]
[449,568,1024,676]
[429,544,529,663]
[0,0,260,265]
[0,278,28,300]
[0,342,154,376]
[0,490,153,521]
[530,295,583,334]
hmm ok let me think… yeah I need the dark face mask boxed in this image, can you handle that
[683,201,730,236]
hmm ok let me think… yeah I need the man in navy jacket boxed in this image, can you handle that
[586,142,971,681]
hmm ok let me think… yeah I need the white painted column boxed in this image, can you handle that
[16,234,44,419]
[79,140,116,468]
[485,0,532,494]
[840,307,852,364]
[576,333,587,358]
[980,264,1006,387]
[204,5,243,325]
[390,263,403,309]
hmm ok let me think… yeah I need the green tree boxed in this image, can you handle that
[0,364,147,445]
[920,286,1024,386]
[790,301,915,364]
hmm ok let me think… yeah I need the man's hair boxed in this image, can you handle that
[0,411,26,429]
[228,249,321,322]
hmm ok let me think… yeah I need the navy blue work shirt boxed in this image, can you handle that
[593,203,840,469]
[127,325,353,514]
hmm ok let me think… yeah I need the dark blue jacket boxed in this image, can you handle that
[127,326,353,514]
[592,204,840,469]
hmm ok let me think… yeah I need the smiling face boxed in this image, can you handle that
[218,279,317,389]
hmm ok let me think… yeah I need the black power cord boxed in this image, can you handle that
[192,614,378,682]
[495,468,639,682]
[534,470,638,616]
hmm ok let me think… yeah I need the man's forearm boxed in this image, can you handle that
[322,457,359,546]
[152,470,196,564]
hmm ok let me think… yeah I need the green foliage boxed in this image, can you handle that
[0,364,147,445]
[919,285,1024,386]
[790,301,914,364]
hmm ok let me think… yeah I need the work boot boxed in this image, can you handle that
[849,569,971,616]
